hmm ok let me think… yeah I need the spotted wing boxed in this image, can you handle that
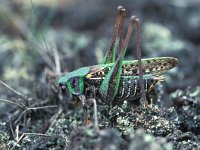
[86,57,178,80]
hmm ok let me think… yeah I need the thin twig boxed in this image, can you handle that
[0,80,28,100]
[14,110,28,125]
[49,106,63,123]
[23,132,52,137]
[0,98,23,108]
[11,131,58,150]
[9,115,16,139]
[0,95,55,112]
[27,105,58,110]
[13,105,58,125]
[46,106,63,134]
[31,99,51,107]
[52,46,61,75]
[0,80,30,107]
[11,133,25,150]
[15,125,19,141]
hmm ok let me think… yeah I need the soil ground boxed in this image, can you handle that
[0,0,200,149]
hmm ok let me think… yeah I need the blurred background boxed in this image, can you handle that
[0,1,200,148]
[0,0,200,98]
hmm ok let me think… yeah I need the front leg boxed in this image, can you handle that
[85,85,97,99]
[78,94,99,130]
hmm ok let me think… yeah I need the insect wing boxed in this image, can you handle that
[121,57,178,77]
[86,57,178,80]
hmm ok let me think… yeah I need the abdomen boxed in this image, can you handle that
[84,75,161,101]
[115,76,159,101]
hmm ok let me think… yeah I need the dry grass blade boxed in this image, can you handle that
[10,132,54,150]
[0,80,29,101]
[27,105,58,110]
[0,98,24,108]
[45,106,63,134]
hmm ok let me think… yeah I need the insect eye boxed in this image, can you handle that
[68,76,84,95]
[72,79,76,86]
[70,77,79,88]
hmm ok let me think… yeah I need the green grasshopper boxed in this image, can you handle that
[57,6,178,109]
